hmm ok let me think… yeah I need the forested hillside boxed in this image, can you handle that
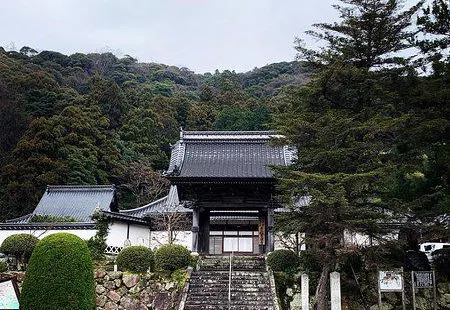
[0,47,311,220]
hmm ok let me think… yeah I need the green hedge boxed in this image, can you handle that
[267,249,300,272]
[0,234,39,264]
[154,244,191,272]
[20,233,95,310]
[116,246,153,273]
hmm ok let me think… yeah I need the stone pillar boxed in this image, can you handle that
[191,207,200,253]
[330,271,341,310]
[301,273,309,310]
[267,209,275,252]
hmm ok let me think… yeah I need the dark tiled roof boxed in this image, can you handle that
[166,131,295,179]
[31,185,117,222]
[120,186,191,217]
[6,213,33,224]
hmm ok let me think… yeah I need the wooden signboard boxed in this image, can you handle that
[411,271,437,310]
[0,279,20,310]
[378,269,405,310]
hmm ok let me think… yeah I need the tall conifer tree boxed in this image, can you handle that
[274,1,424,309]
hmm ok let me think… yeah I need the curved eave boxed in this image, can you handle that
[102,211,149,225]
[168,176,277,184]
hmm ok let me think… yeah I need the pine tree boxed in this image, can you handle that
[274,1,425,309]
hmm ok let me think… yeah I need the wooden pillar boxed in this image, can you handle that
[258,209,267,253]
[202,209,210,254]
[267,208,275,252]
[192,207,199,253]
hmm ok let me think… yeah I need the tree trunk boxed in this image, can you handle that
[313,262,331,310]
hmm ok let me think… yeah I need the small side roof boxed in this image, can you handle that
[120,186,191,218]
[31,185,118,222]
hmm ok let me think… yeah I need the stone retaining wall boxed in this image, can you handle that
[0,270,183,310]
[94,270,182,310]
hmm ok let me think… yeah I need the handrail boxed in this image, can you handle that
[228,250,233,310]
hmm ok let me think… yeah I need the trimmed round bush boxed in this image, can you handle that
[116,246,153,273]
[0,234,39,264]
[154,244,191,272]
[20,233,95,310]
[267,249,300,272]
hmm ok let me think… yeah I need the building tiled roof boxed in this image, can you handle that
[6,213,33,224]
[166,131,295,179]
[31,185,117,222]
[120,186,191,217]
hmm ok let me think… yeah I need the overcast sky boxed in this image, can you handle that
[0,0,420,73]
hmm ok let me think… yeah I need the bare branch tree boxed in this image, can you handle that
[148,204,191,245]
[122,159,169,206]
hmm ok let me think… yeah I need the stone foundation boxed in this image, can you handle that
[94,270,182,310]
[1,270,183,310]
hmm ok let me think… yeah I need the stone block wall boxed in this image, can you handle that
[0,270,183,310]
[94,270,182,310]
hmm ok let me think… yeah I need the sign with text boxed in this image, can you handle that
[0,280,20,310]
[413,271,433,288]
[258,216,265,245]
[379,270,404,292]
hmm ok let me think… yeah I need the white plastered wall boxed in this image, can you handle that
[107,222,191,250]
[149,230,192,250]
[107,222,151,248]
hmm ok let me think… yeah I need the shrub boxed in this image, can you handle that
[154,244,191,272]
[432,248,450,281]
[0,260,7,272]
[87,210,109,260]
[116,246,153,273]
[267,249,300,273]
[0,234,39,265]
[20,233,95,310]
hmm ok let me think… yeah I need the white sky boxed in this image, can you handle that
[0,0,421,73]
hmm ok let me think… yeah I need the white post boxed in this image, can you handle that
[301,273,309,310]
[228,251,233,310]
[330,271,342,310]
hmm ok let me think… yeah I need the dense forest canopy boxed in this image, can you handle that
[0,46,311,220]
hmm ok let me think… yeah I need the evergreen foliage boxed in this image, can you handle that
[267,249,300,273]
[0,47,309,220]
[116,245,154,273]
[20,233,95,310]
[0,234,39,265]
[86,210,110,260]
[154,244,191,272]
[273,1,449,309]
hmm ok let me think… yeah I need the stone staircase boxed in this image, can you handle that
[184,255,276,310]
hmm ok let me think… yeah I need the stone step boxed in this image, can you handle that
[185,305,274,310]
[185,293,272,304]
[200,255,266,271]
[189,286,270,296]
[184,255,274,310]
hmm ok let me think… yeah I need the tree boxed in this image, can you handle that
[150,207,190,245]
[295,0,424,69]
[416,0,450,74]
[274,1,426,309]
[0,105,121,218]
[121,159,169,207]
